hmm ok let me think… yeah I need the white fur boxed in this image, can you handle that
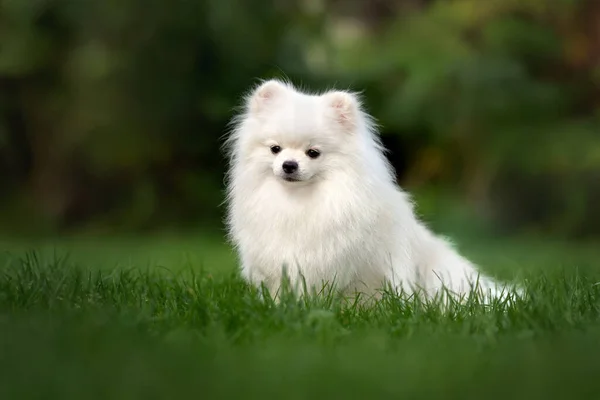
[224,79,520,305]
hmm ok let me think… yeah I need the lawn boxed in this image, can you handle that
[1,232,600,399]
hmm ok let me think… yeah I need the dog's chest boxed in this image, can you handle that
[240,185,375,274]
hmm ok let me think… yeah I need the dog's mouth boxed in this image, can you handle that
[283,176,301,182]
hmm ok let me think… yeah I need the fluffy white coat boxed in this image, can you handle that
[224,79,517,303]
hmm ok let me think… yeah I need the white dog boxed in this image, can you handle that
[224,79,519,304]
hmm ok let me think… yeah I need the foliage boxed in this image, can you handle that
[0,0,599,236]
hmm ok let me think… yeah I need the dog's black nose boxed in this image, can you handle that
[282,160,298,174]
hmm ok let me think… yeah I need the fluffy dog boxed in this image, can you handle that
[224,79,519,304]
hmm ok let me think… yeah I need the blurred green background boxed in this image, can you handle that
[2,3,600,397]
[1,0,600,240]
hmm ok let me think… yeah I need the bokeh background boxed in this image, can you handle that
[1,0,600,243]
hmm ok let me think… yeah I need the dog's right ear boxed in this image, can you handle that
[323,90,360,132]
[248,80,287,114]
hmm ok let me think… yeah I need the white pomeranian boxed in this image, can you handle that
[224,79,519,304]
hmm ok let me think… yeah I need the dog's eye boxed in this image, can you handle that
[270,145,282,154]
[306,149,320,159]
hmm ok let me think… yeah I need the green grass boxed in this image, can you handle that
[1,233,600,399]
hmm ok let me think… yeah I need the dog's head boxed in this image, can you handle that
[229,79,371,186]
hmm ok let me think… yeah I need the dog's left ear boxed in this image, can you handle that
[248,80,287,114]
[324,91,360,132]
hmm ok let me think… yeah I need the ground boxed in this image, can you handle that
[1,231,599,399]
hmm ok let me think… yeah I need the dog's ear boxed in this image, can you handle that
[324,91,360,131]
[248,80,287,114]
